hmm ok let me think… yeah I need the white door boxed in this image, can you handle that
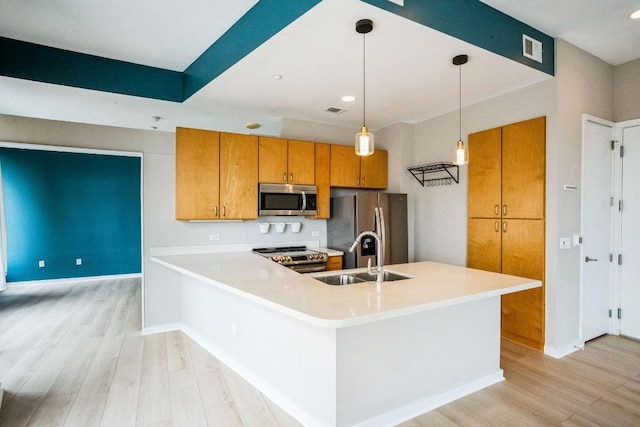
[620,123,640,340]
[581,117,614,341]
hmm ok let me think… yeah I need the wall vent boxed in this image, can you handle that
[326,106,346,114]
[522,35,543,63]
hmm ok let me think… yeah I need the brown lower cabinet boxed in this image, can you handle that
[327,256,343,271]
[468,218,545,350]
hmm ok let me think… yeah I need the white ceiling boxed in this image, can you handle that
[0,0,638,136]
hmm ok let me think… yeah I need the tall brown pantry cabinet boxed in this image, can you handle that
[467,116,546,351]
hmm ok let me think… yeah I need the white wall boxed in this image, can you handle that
[0,114,330,328]
[613,58,640,122]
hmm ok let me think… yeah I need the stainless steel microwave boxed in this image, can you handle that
[259,183,318,216]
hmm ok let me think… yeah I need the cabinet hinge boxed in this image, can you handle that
[619,200,623,212]
[618,308,622,319]
[620,145,625,158]
[610,253,613,262]
[609,309,612,318]
[618,254,623,265]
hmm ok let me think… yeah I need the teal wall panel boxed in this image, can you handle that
[0,148,142,282]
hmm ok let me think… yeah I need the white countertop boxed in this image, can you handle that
[151,252,540,328]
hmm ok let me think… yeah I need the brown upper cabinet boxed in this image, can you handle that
[314,143,331,219]
[330,145,388,189]
[176,127,258,220]
[259,137,315,185]
[468,116,545,219]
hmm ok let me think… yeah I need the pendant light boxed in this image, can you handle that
[355,19,374,156]
[452,54,469,165]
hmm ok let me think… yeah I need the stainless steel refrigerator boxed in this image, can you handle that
[327,192,408,269]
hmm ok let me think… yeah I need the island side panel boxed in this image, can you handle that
[180,274,338,427]
[336,296,502,427]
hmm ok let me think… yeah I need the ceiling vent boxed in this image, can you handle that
[522,35,543,63]
[326,106,347,114]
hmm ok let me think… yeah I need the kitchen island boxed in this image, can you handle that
[151,252,540,427]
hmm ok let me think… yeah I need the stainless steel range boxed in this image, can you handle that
[253,246,328,273]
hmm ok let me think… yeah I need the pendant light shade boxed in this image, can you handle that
[452,54,469,165]
[355,19,374,156]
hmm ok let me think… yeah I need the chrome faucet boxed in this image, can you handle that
[349,230,383,283]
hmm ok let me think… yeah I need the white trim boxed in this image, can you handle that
[6,273,142,288]
[356,372,504,427]
[544,341,583,359]
[141,323,182,336]
[0,140,142,158]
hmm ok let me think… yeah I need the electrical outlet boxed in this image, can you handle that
[559,237,571,250]
[311,231,320,237]
[210,234,220,241]
[38,260,45,268]
[76,258,82,266]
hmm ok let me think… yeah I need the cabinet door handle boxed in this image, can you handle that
[362,177,365,186]
[495,221,499,232]
[214,206,218,217]
[585,256,598,263]
[283,173,287,183]
[495,205,500,216]
[357,178,360,186]
[222,206,227,217]
[290,173,293,183]
[503,205,507,216]
[503,221,507,233]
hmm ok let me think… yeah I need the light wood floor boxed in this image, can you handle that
[0,278,639,426]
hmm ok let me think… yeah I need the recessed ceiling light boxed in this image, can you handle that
[273,74,283,80]
[342,95,356,102]
[630,8,640,19]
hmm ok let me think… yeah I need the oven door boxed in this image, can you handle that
[289,263,327,273]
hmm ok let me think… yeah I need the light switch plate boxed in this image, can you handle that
[560,237,571,250]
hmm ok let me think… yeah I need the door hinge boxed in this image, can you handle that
[618,308,622,319]
[609,309,612,318]
[610,253,613,262]
[620,145,625,158]
[619,200,623,211]
[611,140,615,150]
[610,197,614,207]
[618,254,622,265]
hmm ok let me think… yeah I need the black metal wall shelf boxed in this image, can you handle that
[407,162,459,187]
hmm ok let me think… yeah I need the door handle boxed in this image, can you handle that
[585,256,598,263]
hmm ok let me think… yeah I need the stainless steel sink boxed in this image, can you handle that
[313,270,411,285]
[353,271,411,282]
[313,273,367,286]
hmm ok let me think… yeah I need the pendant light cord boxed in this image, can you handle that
[458,61,462,141]
[362,32,366,128]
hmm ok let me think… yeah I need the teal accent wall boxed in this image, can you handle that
[0,148,142,282]
[362,0,554,76]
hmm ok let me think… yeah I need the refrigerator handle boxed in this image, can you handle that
[374,207,386,266]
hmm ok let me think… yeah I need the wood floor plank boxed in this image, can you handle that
[219,362,279,427]
[135,333,171,425]
[168,368,207,427]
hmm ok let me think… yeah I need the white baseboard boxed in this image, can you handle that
[7,273,142,288]
[545,341,583,359]
[142,323,182,336]
[358,371,505,427]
